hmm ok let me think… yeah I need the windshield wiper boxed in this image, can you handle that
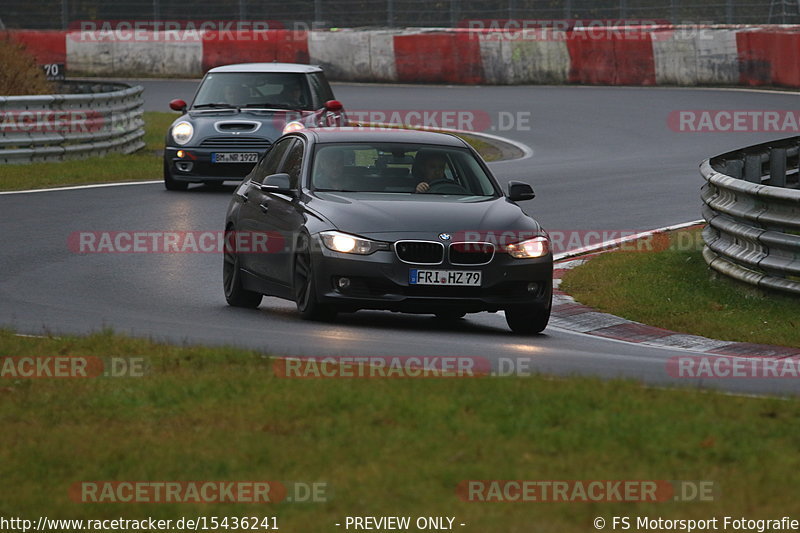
[242,103,296,110]
[192,103,237,109]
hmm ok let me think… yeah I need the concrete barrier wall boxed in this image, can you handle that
[65,31,202,76]
[202,30,309,72]
[4,30,66,65]
[7,26,800,88]
[737,29,800,86]
[308,30,373,81]
[478,31,570,84]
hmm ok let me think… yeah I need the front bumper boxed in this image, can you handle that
[310,239,553,314]
[164,147,263,182]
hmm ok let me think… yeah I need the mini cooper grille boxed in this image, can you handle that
[449,242,495,265]
[395,241,444,264]
[200,136,271,149]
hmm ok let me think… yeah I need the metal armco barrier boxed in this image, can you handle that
[0,81,145,164]
[701,137,800,295]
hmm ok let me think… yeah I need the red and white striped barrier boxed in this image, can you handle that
[5,25,800,88]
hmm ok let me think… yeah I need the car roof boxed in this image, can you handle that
[207,63,323,74]
[303,127,469,147]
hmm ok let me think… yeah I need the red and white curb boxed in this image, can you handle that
[551,223,800,358]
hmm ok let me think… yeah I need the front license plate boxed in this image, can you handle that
[212,152,259,163]
[409,269,481,286]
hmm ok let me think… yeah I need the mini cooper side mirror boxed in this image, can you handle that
[507,181,535,202]
[169,99,187,112]
[325,100,344,112]
[261,173,293,193]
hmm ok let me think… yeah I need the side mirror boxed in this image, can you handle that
[169,99,187,112]
[507,181,535,202]
[260,173,293,194]
[324,99,343,112]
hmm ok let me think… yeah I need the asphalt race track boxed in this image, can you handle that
[2,80,798,395]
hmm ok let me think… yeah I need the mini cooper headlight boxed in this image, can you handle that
[505,236,550,259]
[172,121,194,145]
[282,121,305,134]
[320,231,387,255]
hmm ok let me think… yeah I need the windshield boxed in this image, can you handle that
[192,72,313,110]
[311,143,500,197]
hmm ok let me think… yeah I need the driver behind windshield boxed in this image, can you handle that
[278,80,304,108]
[313,148,348,190]
[412,151,447,193]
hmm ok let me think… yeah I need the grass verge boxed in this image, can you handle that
[0,113,504,192]
[561,228,800,348]
[0,112,176,191]
[1,328,800,531]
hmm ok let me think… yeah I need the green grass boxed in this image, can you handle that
[561,228,800,348]
[0,113,503,191]
[2,328,800,531]
[457,132,504,162]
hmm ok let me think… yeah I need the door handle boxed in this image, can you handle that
[259,203,269,213]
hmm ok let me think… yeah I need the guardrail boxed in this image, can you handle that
[0,81,145,164]
[700,137,800,296]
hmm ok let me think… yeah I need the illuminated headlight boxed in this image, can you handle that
[505,237,550,259]
[172,121,194,145]
[282,121,305,134]
[320,231,386,255]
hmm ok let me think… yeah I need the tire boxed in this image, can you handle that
[223,231,262,308]
[164,160,188,191]
[435,311,467,320]
[505,306,550,334]
[294,236,337,321]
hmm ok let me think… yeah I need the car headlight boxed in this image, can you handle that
[172,121,194,145]
[282,121,305,134]
[505,237,550,259]
[320,231,387,255]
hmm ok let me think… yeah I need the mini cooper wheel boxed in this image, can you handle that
[164,160,188,191]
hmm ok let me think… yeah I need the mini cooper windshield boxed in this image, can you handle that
[311,143,501,196]
[193,72,314,110]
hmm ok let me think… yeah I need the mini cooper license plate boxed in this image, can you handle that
[409,269,481,286]
[212,152,259,163]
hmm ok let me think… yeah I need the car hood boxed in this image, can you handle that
[307,192,543,240]
[180,109,313,141]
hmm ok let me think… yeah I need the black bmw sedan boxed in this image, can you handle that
[223,128,553,334]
